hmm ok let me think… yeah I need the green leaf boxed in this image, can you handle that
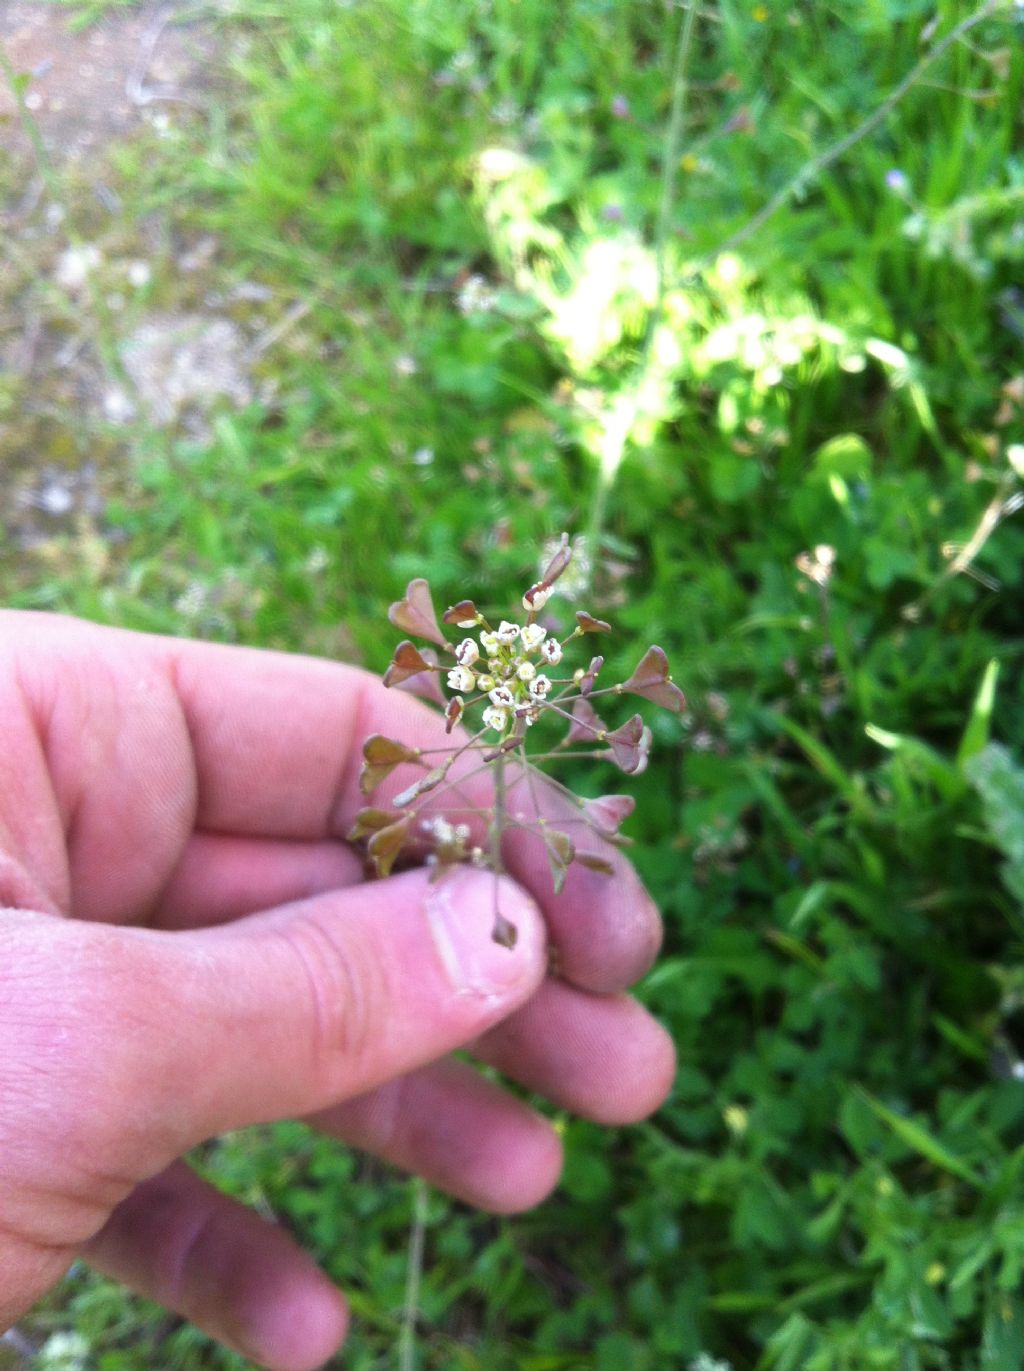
[773,714,861,805]
[982,1291,1024,1370]
[965,745,1024,909]
[812,432,872,481]
[865,722,962,798]
[857,1088,984,1188]
[958,659,1000,770]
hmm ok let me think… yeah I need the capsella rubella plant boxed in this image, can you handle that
[348,535,685,948]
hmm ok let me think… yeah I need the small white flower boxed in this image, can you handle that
[457,273,498,314]
[529,674,552,699]
[489,684,516,708]
[523,585,552,611]
[425,816,456,844]
[455,638,479,666]
[39,1331,90,1371]
[487,657,502,674]
[126,260,151,288]
[496,620,520,644]
[476,673,496,692]
[541,638,563,665]
[480,630,499,654]
[520,623,547,651]
[55,244,102,292]
[516,660,536,681]
[482,705,510,732]
[447,666,476,692]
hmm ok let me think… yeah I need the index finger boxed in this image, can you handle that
[8,614,661,990]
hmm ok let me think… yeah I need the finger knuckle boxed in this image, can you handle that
[278,910,390,1090]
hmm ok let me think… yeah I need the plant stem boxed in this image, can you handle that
[712,0,1004,257]
[399,1178,429,1371]
[583,0,699,582]
[644,0,700,365]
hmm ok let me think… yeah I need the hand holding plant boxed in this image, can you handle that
[351,534,686,947]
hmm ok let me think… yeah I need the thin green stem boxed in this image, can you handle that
[643,0,700,366]
[398,1178,428,1371]
[711,0,1004,258]
[583,0,699,582]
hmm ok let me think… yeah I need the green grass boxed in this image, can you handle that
[6,0,1024,1366]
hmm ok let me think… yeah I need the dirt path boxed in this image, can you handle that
[0,0,209,164]
[0,2,261,581]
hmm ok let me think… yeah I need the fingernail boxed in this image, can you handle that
[424,867,545,1000]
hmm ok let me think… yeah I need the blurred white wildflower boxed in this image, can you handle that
[689,1356,734,1371]
[795,544,836,587]
[126,259,152,288]
[457,274,497,315]
[39,1331,90,1371]
[55,244,101,292]
[175,582,208,619]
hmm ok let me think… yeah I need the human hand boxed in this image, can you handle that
[0,611,674,1370]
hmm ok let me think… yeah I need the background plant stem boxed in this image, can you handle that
[583,0,698,583]
[399,1178,428,1371]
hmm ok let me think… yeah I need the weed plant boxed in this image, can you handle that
[5,1,1024,1367]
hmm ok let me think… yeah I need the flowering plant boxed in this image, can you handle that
[349,535,684,947]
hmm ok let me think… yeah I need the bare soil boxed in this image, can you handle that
[0,1,209,164]
[0,2,262,579]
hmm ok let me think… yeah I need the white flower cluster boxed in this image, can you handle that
[421,815,470,847]
[446,619,564,733]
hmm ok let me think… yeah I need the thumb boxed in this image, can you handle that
[66,867,546,1175]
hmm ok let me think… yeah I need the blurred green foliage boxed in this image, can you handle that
[7,0,1024,1366]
